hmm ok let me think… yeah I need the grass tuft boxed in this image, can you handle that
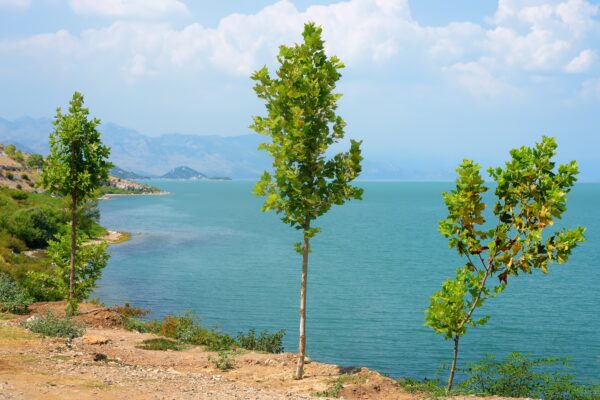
[136,338,184,351]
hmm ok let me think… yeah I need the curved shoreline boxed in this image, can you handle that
[99,191,170,200]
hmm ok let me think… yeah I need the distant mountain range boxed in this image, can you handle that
[0,117,268,179]
[0,116,456,180]
[110,166,150,180]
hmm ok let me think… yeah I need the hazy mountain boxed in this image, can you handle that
[161,166,207,180]
[110,166,151,180]
[0,116,448,180]
[0,117,269,179]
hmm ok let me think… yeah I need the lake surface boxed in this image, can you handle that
[96,181,599,381]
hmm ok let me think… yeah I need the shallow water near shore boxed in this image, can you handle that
[96,181,600,381]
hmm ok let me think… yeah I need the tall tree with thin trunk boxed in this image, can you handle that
[251,22,363,380]
[42,92,112,313]
[425,136,585,392]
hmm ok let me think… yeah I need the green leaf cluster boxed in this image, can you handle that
[460,353,600,399]
[426,136,585,342]
[42,92,112,202]
[27,229,109,303]
[251,22,363,237]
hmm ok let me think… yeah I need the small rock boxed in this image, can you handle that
[93,353,108,362]
[82,335,111,345]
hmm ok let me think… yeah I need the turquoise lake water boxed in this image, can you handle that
[96,181,599,381]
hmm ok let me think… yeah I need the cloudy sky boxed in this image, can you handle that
[1,0,599,179]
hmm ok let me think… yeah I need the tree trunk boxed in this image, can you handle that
[69,190,77,302]
[294,225,310,380]
[447,335,460,392]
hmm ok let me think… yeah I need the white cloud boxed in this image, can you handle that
[68,0,189,19]
[0,0,30,9]
[1,0,598,95]
[444,61,519,97]
[564,48,596,72]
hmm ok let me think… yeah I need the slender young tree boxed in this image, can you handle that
[425,136,585,392]
[42,92,112,312]
[251,22,363,380]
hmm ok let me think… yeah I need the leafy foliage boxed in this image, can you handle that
[23,310,85,339]
[25,230,109,305]
[0,272,32,314]
[425,137,585,390]
[0,187,105,301]
[236,328,285,354]
[7,206,63,248]
[459,353,600,400]
[42,92,112,201]
[251,22,363,232]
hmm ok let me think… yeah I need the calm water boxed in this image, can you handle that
[96,181,599,381]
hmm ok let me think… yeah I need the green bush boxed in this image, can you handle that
[8,207,63,248]
[208,350,234,371]
[236,328,285,353]
[6,172,14,180]
[4,144,16,156]
[459,353,600,400]
[7,189,26,200]
[23,310,85,338]
[121,316,152,333]
[0,272,32,314]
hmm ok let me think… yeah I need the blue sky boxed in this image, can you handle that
[1,0,599,179]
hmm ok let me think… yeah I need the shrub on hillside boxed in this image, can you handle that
[459,353,600,399]
[236,328,285,354]
[4,144,16,156]
[122,312,235,351]
[23,310,85,338]
[0,232,27,254]
[113,303,150,318]
[0,272,32,314]
[157,313,236,351]
[8,207,63,248]
[6,172,14,181]
[8,189,27,200]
